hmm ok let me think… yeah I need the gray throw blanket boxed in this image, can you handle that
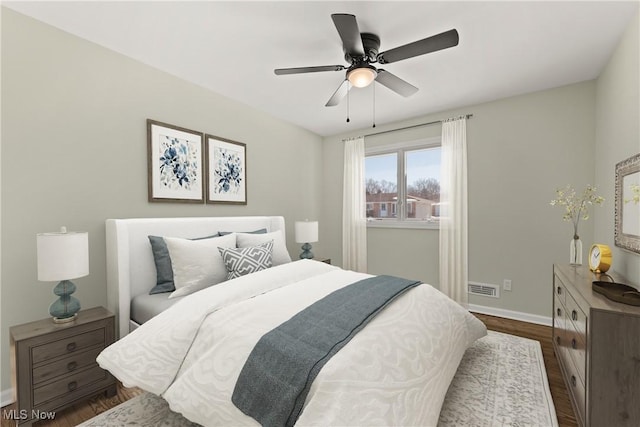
[232,275,421,427]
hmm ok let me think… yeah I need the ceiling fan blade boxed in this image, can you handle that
[377,29,459,64]
[325,80,350,107]
[331,14,365,58]
[375,70,418,97]
[274,65,345,75]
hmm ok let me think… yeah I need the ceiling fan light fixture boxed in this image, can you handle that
[347,65,377,88]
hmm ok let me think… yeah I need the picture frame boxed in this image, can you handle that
[147,119,204,203]
[205,134,247,204]
[614,152,640,254]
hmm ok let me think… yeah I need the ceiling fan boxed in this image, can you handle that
[274,14,459,107]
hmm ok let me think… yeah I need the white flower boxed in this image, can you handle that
[550,184,604,237]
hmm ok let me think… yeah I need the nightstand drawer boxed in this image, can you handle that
[33,365,108,406]
[33,346,103,385]
[32,328,105,364]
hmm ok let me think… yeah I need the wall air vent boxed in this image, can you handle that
[468,281,500,298]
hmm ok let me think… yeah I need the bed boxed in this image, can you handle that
[101,216,558,427]
[105,216,287,338]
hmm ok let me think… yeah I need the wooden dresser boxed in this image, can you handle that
[9,307,117,426]
[552,264,640,427]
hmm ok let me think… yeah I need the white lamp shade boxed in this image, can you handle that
[347,67,377,88]
[295,221,319,243]
[37,231,89,281]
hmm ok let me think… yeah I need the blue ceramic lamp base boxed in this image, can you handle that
[50,280,81,323]
[299,243,314,259]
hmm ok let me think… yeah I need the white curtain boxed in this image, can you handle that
[439,117,468,306]
[342,136,367,272]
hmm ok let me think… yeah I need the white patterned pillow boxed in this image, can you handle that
[218,241,274,280]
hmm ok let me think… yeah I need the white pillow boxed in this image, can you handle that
[236,231,291,266]
[164,233,236,299]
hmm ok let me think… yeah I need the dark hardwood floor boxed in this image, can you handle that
[1,314,576,427]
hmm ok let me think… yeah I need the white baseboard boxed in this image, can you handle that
[1,388,14,408]
[469,303,552,327]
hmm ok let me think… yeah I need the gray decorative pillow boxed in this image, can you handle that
[148,233,219,295]
[217,228,267,236]
[218,240,274,280]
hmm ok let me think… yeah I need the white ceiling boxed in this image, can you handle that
[4,1,638,136]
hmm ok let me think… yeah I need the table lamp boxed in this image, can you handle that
[37,227,89,323]
[295,220,318,259]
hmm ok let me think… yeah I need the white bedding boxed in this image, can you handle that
[97,260,487,426]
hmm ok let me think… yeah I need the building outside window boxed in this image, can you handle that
[365,137,441,229]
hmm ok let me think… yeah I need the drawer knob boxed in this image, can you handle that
[66,342,77,352]
[556,308,562,317]
[556,336,561,345]
[67,381,78,391]
[572,310,578,321]
[571,338,577,349]
[67,361,78,371]
[571,375,577,387]
[557,286,562,295]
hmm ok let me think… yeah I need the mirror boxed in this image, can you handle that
[615,153,640,253]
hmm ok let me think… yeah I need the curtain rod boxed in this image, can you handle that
[364,114,473,138]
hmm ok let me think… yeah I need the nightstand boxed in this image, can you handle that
[10,307,117,426]
[316,257,331,264]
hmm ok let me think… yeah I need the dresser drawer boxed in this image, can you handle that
[554,295,565,331]
[32,328,105,364]
[565,359,586,427]
[555,279,567,305]
[33,365,108,406]
[565,290,587,337]
[32,346,103,385]
[565,323,586,384]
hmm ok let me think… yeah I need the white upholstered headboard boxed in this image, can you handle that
[106,216,286,338]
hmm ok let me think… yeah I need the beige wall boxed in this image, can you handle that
[594,10,640,282]
[323,82,598,317]
[0,9,323,393]
[321,10,640,319]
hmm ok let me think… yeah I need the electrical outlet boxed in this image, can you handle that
[503,279,512,291]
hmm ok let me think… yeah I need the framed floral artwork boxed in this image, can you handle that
[147,119,204,203]
[205,134,247,204]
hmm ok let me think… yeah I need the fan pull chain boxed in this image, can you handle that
[372,83,376,128]
[346,86,350,123]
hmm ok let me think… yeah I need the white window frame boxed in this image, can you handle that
[365,136,441,230]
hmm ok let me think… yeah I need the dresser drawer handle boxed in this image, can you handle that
[571,338,577,349]
[572,310,578,321]
[67,381,78,392]
[556,308,562,317]
[571,375,577,387]
[557,286,562,295]
[66,342,77,352]
[67,361,78,372]
[556,336,561,345]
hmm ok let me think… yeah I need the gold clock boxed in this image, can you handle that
[589,244,612,273]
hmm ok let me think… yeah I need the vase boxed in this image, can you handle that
[570,236,582,265]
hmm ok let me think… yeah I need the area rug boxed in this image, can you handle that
[80,331,557,426]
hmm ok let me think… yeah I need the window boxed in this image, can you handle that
[365,138,441,228]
